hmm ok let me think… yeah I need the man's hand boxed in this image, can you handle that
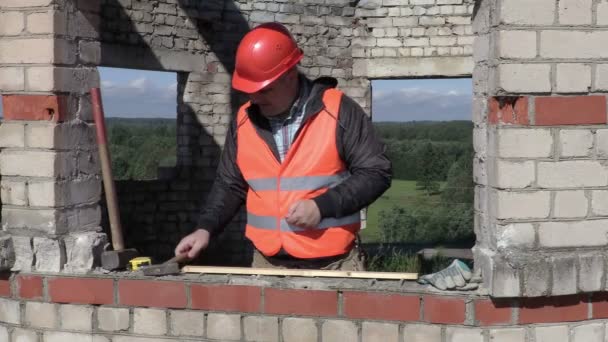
[175,229,210,259]
[285,200,321,228]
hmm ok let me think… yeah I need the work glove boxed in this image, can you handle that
[418,259,476,291]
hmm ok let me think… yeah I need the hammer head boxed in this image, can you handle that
[101,249,138,271]
[141,262,181,276]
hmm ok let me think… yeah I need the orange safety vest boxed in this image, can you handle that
[236,88,361,259]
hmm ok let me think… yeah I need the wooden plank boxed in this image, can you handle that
[181,266,418,280]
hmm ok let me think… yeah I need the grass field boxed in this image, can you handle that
[360,179,445,243]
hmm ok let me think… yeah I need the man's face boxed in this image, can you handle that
[248,70,298,117]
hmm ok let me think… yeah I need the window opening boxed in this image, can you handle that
[365,78,474,274]
[98,67,177,180]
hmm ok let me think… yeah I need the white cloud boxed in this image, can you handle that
[398,87,425,94]
[374,90,387,99]
[157,82,178,100]
[101,80,115,88]
[128,77,148,91]
[99,76,178,118]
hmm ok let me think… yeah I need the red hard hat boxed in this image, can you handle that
[232,22,303,94]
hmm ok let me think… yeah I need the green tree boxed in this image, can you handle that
[378,206,418,243]
[416,142,441,195]
[378,204,474,245]
[109,145,132,179]
[106,118,177,180]
[441,148,474,205]
[419,204,474,244]
[109,125,130,145]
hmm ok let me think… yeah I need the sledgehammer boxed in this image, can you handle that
[91,88,138,270]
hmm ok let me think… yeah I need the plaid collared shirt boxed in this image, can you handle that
[267,77,311,162]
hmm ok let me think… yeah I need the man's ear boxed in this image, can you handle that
[287,66,299,81]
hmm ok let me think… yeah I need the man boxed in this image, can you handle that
[175,22,391,270]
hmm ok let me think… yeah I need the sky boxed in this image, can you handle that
[372,78,472,122]
[0,68,473,121]
[97,67,178,118]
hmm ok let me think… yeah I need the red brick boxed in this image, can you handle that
[49,277,114,305]
[17,275,43,300]
[0,273,11,297]
[343,291,420,321]
[475,299,512,326]
[207,62,219,73]
[535,96,607,125]
[2,95,67,122]
[488,99,499,124]
[488,96,529,125]
[190,285,261,312]
[119,280,186,308]
[264,288,338,317]
[591,293,608,319]
[423,296,466,324]
[519,295,588,324]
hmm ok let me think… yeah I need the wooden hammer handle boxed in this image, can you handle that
[91,87,125,251]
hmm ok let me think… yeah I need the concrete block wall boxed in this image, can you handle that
[113,176,252,265]
[112,179,198,262]
[99,0,215,72]
[0,1,106,272]
[472,0,608,297]
[2,272,608,341]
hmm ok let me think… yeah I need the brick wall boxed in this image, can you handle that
[1,272,608,341]
[473,0,608,298]
[0,1,105,273]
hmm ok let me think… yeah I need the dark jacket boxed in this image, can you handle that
[197,76,392,236]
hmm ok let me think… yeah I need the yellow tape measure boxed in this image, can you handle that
[129,257,152,270]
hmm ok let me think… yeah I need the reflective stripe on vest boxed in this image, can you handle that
[247,171,350,192]
[247,211,361,232]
